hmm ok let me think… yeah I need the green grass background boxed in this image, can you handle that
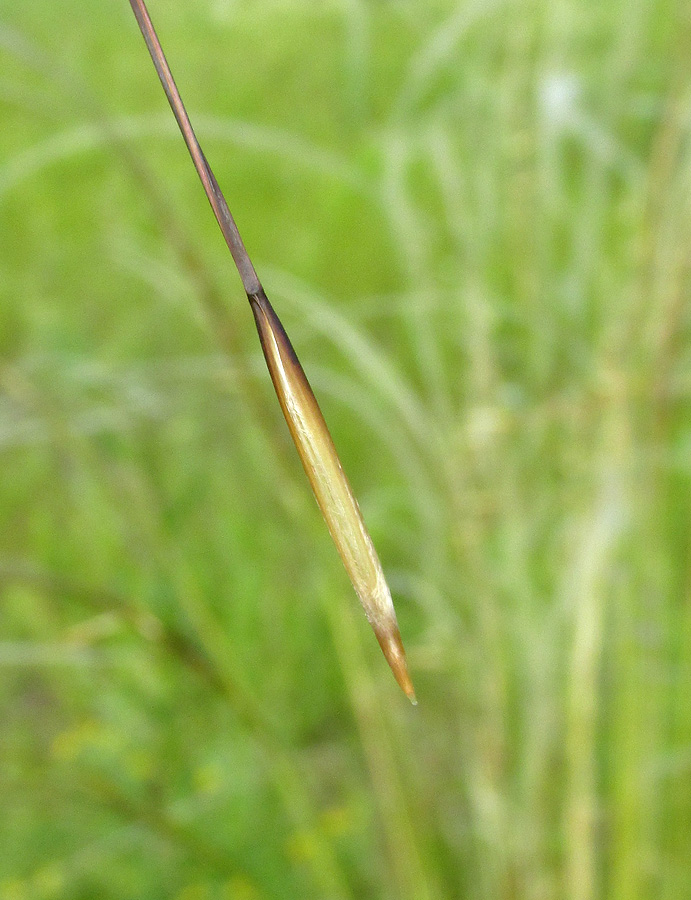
[1,0,690,897]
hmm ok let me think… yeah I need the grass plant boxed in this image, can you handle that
[0,1,690,898]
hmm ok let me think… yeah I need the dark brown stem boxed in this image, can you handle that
[128,0,261,297]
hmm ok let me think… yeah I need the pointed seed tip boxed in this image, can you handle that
[400,674,417,705]
[400,675,417,705]
[375,624,416,703]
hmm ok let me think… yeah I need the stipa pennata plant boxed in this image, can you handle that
[128,0,415,702]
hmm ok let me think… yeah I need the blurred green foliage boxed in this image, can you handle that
[1,0,690,897]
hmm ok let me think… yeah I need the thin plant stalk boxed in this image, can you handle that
[127,0,415,702]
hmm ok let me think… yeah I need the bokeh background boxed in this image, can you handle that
[1,0,690,898]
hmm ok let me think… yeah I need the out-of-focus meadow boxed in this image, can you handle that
[1,0,690,897]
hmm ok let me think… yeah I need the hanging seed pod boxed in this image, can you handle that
[128,0,415,702]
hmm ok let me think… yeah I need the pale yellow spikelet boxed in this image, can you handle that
[128,0,415,701]
[250,290,415,702]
